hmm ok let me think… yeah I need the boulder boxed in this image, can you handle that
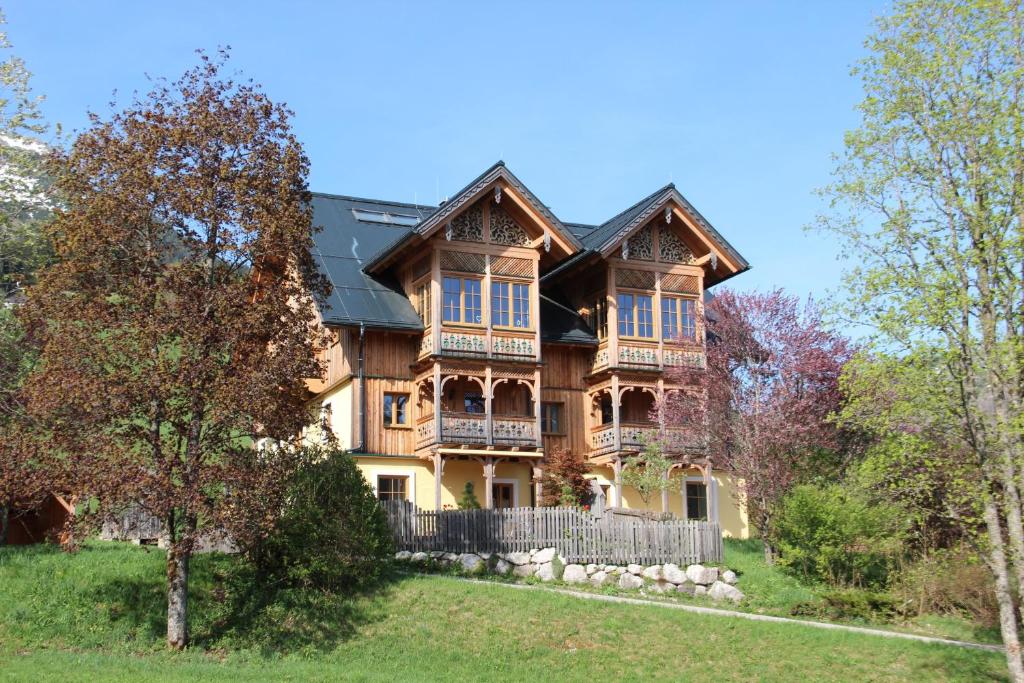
[686,564,719,585]
[533,548,557,564]
[590,571,609,587]
[722,569,739,585]
[676,581,697,596]
[535,562,556,582]
[563,564,588,584]
[618,573,643,590]
[512,563,536,578]
[627,563,643,575]
[479,552,493,560]
[694,585,708,597]
[395,551,412,560]
[662,563,687,585]
[459,553,485,573]
[504,551,532,566]
[649,580,673,594]
[443,552,459,562]
[493,559,513,575]
[708,581,745,603]
[585,564,599,576]
[612,566,627,575]
[411,551,430,563]
[642,565,662,581]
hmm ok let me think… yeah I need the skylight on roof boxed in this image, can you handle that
[352,208,420,226]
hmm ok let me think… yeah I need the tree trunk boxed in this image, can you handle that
[166,540,191,649]
[982,495,1024,682]
[0,505,9,547]
[763,540,777,565]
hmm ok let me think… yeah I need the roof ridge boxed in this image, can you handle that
[311,191,436,211]
[597,182,675,228]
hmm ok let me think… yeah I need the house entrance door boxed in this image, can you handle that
[493,483,515,509]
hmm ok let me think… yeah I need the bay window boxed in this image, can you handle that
[491,281,530,328]
[662,297,697,341]
[442,276,483,325]
[617,292,654,338]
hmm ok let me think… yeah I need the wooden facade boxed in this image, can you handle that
[305,165,749,531]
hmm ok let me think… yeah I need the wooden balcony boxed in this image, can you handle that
[590,341,704,375]
[416,412,539,450]
[590,422,697,456]
[418,328,538,363]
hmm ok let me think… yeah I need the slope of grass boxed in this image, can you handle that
[0,542,1008,682]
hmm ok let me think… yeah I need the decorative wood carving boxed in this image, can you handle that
[658,228,694,263]
[450,204,483,242]
[489,204,530,246]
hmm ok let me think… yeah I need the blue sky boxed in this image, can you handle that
[6,1,887,302]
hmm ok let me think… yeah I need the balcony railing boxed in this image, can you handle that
[590,422,697,455]
[589,342,705,374]
[415,412,538,449]
[415,329,537,362]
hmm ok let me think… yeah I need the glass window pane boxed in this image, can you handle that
[395,394,407,424]
[465,279,482,324]
[686,482,708,520]
[443,277,461,322]
[491,281,509,327]
[513,283,530,328]
[617,294,634,336]
[464,393,485,414]
[662,298,678,339]
[383,394,393,424]
[681,299,697,340]
[637,295,653,337]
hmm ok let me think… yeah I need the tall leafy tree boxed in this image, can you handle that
[817,1,1024,676]
[0,8,54,546]
[663,290,851,562]
[21,51,329,649]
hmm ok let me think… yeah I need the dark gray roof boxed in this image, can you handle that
[311,193,434,330]
[540,295,598,346]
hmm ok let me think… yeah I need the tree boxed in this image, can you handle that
[817,1,1024,677]
[20,51,329,649]
[539,449,591,507]
[457,482,481,510]
[664,290,851,563]
[621,439,675,508]
[0,9,55,547]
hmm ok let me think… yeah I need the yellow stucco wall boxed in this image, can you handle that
[353,456,536,509]
[320,381,353,450]
[585,467,750,539]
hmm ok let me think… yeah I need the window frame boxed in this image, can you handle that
[540,402,564,435]
[491,279,532,330]
[414,277,432,327]
[617,290,655,340]
[685,481,708,521]
[377,474,409,502]
[441,275,484,327]
[383,391,411,429]
[662,296,698,342]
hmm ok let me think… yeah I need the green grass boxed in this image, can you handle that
[0,542,1009,682]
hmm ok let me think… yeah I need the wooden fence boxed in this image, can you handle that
[382,502,722,565]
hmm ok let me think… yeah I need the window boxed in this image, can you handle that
[383,392,409,427]
[600,394,613,425]
[587,297,608,339]
[617,293,654,338]
[541,402,563,434]
[352,209,420,226]
[493,483,515,509]
[662,297,697,341]
[415,281,431,325]
[686,481,708,521]
[442,276,483,325]
[377,475,408,501]
[617,293,634,336]
[492,281,530,328]
[464,392,485,414]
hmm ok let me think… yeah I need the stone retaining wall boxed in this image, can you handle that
[395,547,744,603]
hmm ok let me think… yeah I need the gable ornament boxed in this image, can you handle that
[494,186,502,204]
[543,230,551,253]
[710,252,718,271]
[622,237,630,261]
[664,206,672,224]
[445,221,453,241]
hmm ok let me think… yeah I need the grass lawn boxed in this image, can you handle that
[0,542,1008,682]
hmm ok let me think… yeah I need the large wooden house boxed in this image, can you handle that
[306,162,750,537]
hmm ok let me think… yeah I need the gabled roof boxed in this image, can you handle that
[362,161,582,273]
[310,193,432,330]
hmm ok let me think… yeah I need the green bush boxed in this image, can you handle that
[892,546,999,627]
[791,589,900,623]
[775,484,908,588]
[251,446,394,592]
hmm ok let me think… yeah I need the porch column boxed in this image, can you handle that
[483,457,495,509]
[611,374,621,452]
[705,461,715,523]
[485,367,493,446]
[661,468,670,514]
[433,362,442,444]
[532,464,543,507]
[612,456,623,508]
[533,369,543,447]
[433,451,445,511]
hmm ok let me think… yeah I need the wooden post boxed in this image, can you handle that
[532,464,543,507]
[485,366,493,446]
[433,362,442,445]
[533,368,542,447]
[431,248,441,355]
[612,456,623,508]
[611,374,621,452]
[661,468,670,514]
[433,451,445,511]
[705,461,715,523]
[483,457,495,509]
